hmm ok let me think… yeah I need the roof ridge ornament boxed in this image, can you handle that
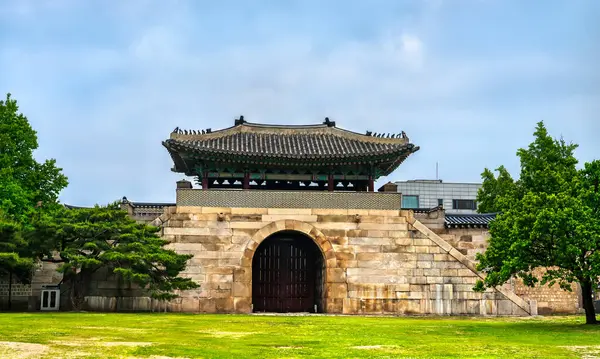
[323,117,336,127]
[234,115,246,126]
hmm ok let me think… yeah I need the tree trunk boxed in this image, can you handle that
[67,273,86,311]
[581,280,598,325]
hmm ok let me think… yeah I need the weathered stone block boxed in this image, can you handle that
[233,297,252,313]
[457,269,475,277]
[329,236,348,245]
[231,208,268,215]
[335,252,355,261]
[325,298,344,313]
[356,252,383,261]
[433,254,452,261]
[321,229,346,237]
[497,300,513,315]
[367,230,389,238]
[262,214,317,222]
[426,276,443,284]
[368,210,399,217]
[230,222,266,229]
[326,283,347,299]
[230,214,263,222]
[337,259,357,268]
[315,222,359,230]
[219,258,243,266]
[171,213,192,221]
[415,246,430,254]
[317,215,353,223]
[215,297,234,312]
[176,206,204,214]
[233,267,251,283]
[348,237,391,245]
[199,299,217,312]
[312,208,348,215]
[231,235,251,244]
[441,269,458,277]
[353,245,382,253]
[202,207,233,214]
[417,253,434,261]
[416,261,432,269]
[164,227,210,236]
[205,267,233,275]
[267,208,312,215]
[232,282,251,297]
[389,231,410,239]
[208,274,233,283]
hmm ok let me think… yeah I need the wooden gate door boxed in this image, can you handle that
[252,235,317,312]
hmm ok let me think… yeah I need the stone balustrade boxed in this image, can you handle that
[176,189,403,210]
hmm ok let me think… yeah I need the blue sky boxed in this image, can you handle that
[1,0,598,206]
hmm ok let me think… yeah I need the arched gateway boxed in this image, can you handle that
[252,231,325,313]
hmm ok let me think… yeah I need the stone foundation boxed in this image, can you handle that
[114,206,533,315]
[1,203,579,315]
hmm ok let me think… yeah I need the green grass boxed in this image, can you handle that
[0,313,597,358]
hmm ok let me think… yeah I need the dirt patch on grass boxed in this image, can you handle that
[49,339,152,347]
[77,326,147,332]
[0,341,49,358]
[127,356,189,359]
[353,345,385,349]
[102,341,153,347]
[562,346,600,359]
[200,331,256,338]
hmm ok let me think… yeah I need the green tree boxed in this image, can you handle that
[29,203,199,310]
[0,93,68,298]
[476,166,515,213]
[475,122,600,324]
[0,93,68,219]
[0,215,35,309]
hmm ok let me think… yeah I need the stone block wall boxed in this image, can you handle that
[0,261,62,310]
[119,205,534,315]
[436,226,580,314]
[511,269,581,314]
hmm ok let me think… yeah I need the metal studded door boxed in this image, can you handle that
[252,234,317,312]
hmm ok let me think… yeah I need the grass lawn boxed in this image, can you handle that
[0,313,598,358]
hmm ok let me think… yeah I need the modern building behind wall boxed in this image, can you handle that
[393,180,482,214]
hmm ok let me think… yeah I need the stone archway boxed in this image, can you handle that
[252,231,324,313]
[238,220,338,313]
[241,220,337,268]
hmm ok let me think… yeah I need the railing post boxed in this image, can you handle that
[202,172,209,190]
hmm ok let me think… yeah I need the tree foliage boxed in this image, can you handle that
[475,122,600,324]
[29,203,199,310]
[0,93,68,221]
[476,166,514,213]
[0,93,68,285]
[0,216,34,282]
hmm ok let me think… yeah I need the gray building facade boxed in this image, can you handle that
[393,180,481,214]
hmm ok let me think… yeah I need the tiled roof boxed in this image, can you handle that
[444,213,497,228]
[121,197,174,209]
[163,117,419,176]
[64,199,175,210]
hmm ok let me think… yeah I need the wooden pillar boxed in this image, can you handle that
[202,172,209,190]
[328,174,334,192]
[243,172,250,190]
[368,175,374,192]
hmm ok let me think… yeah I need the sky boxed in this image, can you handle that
[1,0,598,206]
